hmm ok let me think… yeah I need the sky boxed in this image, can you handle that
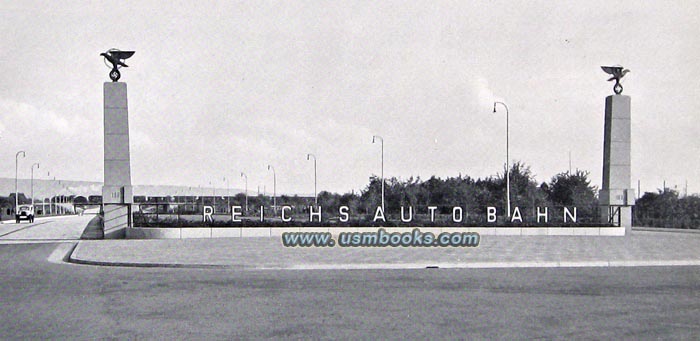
[1,1,699,197]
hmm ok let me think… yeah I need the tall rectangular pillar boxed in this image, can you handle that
[599,95,634,234]
[103,82,133,238]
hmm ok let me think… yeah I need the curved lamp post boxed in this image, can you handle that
[31,162,40,215]
[224,176,229,213]
[493,101,510,217]
[46,171,52,215]
[307,153,317,207]
[240,172,248,214]
[267,165,276,213]
[372,135,384,213]
[45,171,52,215]
[198,184,203,210]
[15,151,25,214]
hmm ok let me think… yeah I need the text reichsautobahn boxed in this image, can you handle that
[201,205,579,224]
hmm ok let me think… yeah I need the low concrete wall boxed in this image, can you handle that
[126,226,626,239]
[212,228,242,238]
[126,227,179,239]
[104,227,126,239]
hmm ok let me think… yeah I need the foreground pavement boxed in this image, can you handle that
[70,229,700,269]
[1,220,699,338]
[2,242,698,339]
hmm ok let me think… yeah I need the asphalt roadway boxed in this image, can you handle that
[0,215,698,339]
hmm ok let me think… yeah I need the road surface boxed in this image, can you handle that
[0,215,697,339]
[0,213,95,242]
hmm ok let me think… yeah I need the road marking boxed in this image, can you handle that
[0,239,81,245]
[0,221,51,238]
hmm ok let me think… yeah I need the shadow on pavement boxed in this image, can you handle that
[80,215,103,240]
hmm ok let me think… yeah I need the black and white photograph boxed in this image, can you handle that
[1,1,699,339]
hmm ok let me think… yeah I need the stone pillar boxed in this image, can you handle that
[102,82,133,238]
[599,95,634,234]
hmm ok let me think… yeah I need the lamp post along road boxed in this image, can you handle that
[198,185,202,210]
[267,165,276,213]
[46,171,52,215]
[31,163,40,215]
[15,151,25,214]
[493,101,511,217]
[307,153,317,207]
[240,172,248,214]
[224,176,230,213]
[209,181,216,213]
[48,174,53,215]
[372,135,384,213]
[57,187,60,214]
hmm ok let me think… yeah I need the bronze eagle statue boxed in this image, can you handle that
[601,65,630,95]
[101,49,135,82]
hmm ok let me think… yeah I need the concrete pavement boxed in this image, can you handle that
[4,215,698,339]
[3,215,698,270]
[0,214,95,242]
[69,229,700,269]
[4,242,699,339]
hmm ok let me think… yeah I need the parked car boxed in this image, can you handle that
[16,205,34,223]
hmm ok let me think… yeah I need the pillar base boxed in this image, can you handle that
[600,205,632,235]
[103,204,130,239]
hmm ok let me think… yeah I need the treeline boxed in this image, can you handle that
[136,162,601,226]
[318,162,599,222]
[136,161,698,229]
[634,190,700,229]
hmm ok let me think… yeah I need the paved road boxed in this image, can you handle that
[0,217,698,338]
[0,214,95,242]
[0,242,698,339]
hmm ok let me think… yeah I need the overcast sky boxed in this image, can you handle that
[1,1,698,196]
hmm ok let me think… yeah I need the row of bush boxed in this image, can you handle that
[634,190,700,229]
[134,162,611,227]
[130,161,698,229]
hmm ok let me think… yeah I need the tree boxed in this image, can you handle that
[500,162,549,209]
[634,189,683,228]
[359,176,383,215]
[544,170,598,207]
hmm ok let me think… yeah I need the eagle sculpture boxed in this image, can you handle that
[101,49,135,82]
[601,65,630,95]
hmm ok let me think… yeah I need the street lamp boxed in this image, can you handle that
[307,153,317,207]
[224,176,230,213]
[493,101,511,217]
[267,165,276,213]
[208,181,216,213]
[57,180,62,215]
[240,172,248,214]
[46,171,52,215]
[198,184,202,210]
[31,162,40,215]
[15,151,25,214]
[372,135,384,213]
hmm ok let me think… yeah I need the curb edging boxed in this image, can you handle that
[65,240,700,271]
